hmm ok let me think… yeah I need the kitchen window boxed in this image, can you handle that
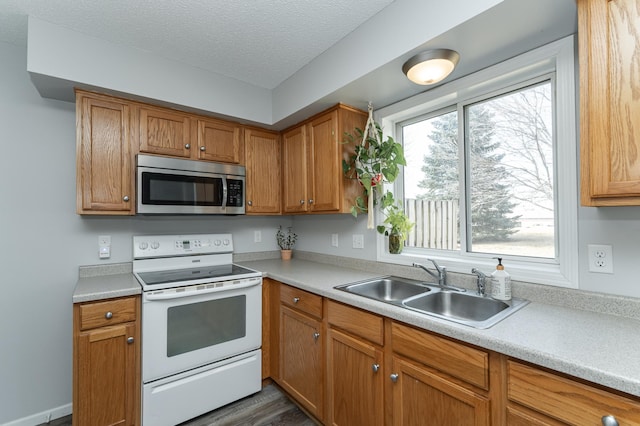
[377,36,578,288]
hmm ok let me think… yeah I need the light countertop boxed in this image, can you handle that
[239,258,640,398]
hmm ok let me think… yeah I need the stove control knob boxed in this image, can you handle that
[151,242,160,250]
[214,240,221,246]
[223,239,230,246]
[139,242,149,250]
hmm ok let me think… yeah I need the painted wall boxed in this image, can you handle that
[0,42,290,425]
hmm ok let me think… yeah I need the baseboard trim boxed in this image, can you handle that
[3,403,71,426]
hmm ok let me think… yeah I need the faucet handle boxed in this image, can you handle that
[471,268,488,296]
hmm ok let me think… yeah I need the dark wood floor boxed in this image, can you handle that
[39,384,315,426]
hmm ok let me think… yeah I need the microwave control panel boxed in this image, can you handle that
[227,179,244,207]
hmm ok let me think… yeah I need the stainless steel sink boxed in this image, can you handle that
[403,291,529,329]
[335,276,529,329]
[335,277,432,303]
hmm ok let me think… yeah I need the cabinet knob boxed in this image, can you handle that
[127,337,134,344]
[299,199,305,205]
[293,297,300,304]
[390,373,399,383]
[123,195,129,202]
[185,143,190,149]
[372,364,380,373]
[247,200,253,206]
[308,199,314,204]
[313,332,320,341]
[200,146,206,151]
[602,415,619,426]
[105,312,113,319]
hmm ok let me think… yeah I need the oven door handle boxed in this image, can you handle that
[144,279,260,301]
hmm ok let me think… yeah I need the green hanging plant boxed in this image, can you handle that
[342,105,407,220]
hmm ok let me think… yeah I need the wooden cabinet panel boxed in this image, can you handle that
[391,356,490,426]
[73,296,140,426]
[245,128,280,214]
[327,328,384,426]
[197,118,243,163]
[326,300,384,345]
[76,92,133,214]
[79,297,137,330]
[282,124,309,213]
[579,0,640,205]
[137,106,191,158]
[279,305,323,420]
[280,284,323,319]
[282,104,366,214]
[308,110,341,212]
[392,321,489,390]
[507,360,640,425]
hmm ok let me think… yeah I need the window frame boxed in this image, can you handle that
[375,35,578,288]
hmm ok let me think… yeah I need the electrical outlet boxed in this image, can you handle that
[331,233,339,247]
[254,230,262,243]
[352,234,364,249]
[98,235,111,259]
[588,244,613,273]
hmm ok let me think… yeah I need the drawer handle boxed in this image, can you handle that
[293,297,300,304]
[372,364,380,373]
[105,312,113,319]
[602,415,619,426]
[390,373,399,383]
[127,337,134,344]
[313,332,320,342]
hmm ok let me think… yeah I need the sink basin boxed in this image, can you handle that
[335,277,432,303]
[335,276,529,329]
[403,291,529,329]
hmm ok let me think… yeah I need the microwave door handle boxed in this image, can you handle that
[221,176,228,209]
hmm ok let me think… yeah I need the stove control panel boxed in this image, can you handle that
[133,233,233,259]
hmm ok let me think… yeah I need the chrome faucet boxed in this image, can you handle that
[471,268,489,297]
[413,260,465,292]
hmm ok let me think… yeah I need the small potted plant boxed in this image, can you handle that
[377,203,414,254]
[276,226,297,260]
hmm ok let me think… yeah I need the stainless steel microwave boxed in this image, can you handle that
[136,154,245,215]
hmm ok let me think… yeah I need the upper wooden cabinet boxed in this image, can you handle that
[197,118,243,164]
[245,128,281,214]
[135,105,191,158]
[579,0,640,205]
[76,91,135,215]
[282,104,366,214]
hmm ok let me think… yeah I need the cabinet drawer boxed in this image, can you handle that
[79,297,138,331]
[391,321,489,390]
[326,300,384,346]
[508,360,640,425]
[280,284,322,319]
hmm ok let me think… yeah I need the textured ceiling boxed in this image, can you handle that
[0,0,394,89]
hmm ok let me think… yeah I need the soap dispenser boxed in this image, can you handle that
[491,257,511,301]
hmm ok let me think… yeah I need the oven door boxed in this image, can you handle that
[142,278,262,383]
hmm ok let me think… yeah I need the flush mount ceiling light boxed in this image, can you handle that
[402,49,460,85]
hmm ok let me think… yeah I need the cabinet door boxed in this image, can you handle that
[308,110,341,212]
[391,357,490,426]
[579,0,640,205]
[327,328,384,426]
[279,305,323,420]
[245,128,281,214]
[77,94,133,214]
[75,322,138,426]
[197,118,243,163]
[137,106,191,158]
[282,125,309,213]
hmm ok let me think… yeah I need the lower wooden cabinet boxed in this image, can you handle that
[268,281,640,426]
[277,285,324,421]
[326,301,384,426]
[507,360,640,425]
[73,296,140,426]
